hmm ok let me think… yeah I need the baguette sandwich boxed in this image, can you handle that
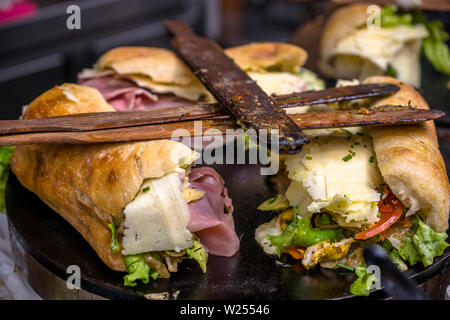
[11,83,239,286]
[318,3,450,87]
[78,43,324,111]
[255,76,450,295]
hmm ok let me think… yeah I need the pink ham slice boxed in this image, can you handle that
[188,167,239,257]
[79,75,213,150]
[80,74,240,257]
[79,75,197,111]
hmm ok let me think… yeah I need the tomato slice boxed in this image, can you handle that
[355,188,404,240]
[286,246,306,259]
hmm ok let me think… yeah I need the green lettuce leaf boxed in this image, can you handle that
[186,239,208,273]
[398,237,421,266]
[0,146,14,213]
[107,220,121,254]
[350,266,378,296]
[381,239,408,271]
[422,21,450,75]
[386,64,398,78]
[380,5,413,28]
[398,218,449,267]
[123,254,157,287]
[413,219,449,266]
[257,194,290,212]
[295,68,325,91]
[267,209,343,256]
[380,6,450,76]
[389,249,408,272]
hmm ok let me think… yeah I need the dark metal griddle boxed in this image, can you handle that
[6,138,450,299]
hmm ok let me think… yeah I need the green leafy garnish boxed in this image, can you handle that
[398,237,421,265]
[186,239,208,273]
[342,154,353,162]
[318,213,332,225]
[337,264,355,272]
[350,266,378,296]
[0,146,14,213]
[386,64,398,78]
[380,5,450,76]
[380,5,413,28]
[107,220,121,254]
[142,186,150,193]
[266,65,282,72]
[267,208,343,256]
[294,68,326,90]
[398,218,449,267]
[422,20,450,75]
[389,249,408,272]
[257,194,290,212]
[123,254,158,287]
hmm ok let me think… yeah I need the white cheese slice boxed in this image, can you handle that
[331,25,428,86]
[247,72,308,96]
[121,172,193,255]
[284,130,383,226]
[77,68,115,80]
[124,74,216,103]
[254,216,282,256]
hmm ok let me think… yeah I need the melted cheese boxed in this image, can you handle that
[124,74,216,103]
[121,172,194,255]
[254,216,282,256]
[247,72,308,96]
[284,130,383,227]
[331,25,428,87]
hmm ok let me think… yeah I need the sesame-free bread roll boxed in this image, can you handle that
[365,76,449,232]
[11,84,198,270]
[318,4,428,87]
[224,42,308,73]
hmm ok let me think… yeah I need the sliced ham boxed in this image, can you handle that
[79,75,197,111]
[188,167,239,257]
[79,74,240,257]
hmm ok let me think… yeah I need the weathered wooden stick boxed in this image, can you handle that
[165,19,308,153]
[0,107,443,146]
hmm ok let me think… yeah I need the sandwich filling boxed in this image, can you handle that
[330,24,428,87]
[78,68,323,111]
[255,119,449,296]
[121,172,195,255]
[116,159,239,286]
[324,5,450,86]
[284,129,382,228]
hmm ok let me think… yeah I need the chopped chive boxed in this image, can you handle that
[267,195,278,204]
[142,186,150,193]
[369,156,374,163]
[342,129,352,135]
[408,100,413,108]
[305,156,312,160]
[342,154,353,162]
[337,264,355,272]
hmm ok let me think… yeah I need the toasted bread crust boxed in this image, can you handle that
[365,76,449,232]
[225,42,308,73]
[11,84,196,270]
